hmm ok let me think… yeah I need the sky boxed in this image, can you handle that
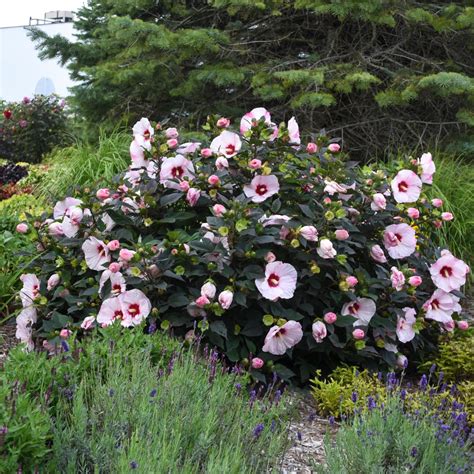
[0,0,86,28]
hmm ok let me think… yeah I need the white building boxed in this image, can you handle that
[0,13,76,101]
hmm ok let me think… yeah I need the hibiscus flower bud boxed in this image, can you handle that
[408,275,422,287]
[431,198,443,208]
[457,320,469,330]
[396,354,408,369]
[218,290,233,309]
[208,175,220,186]
[317,239,337,259]
[371,193,386,211]
[328,143,340,153]
[167,138,178,148]
[216,117,230,128]
[265,252,276,263]
[81,316,96,330]
[324,312,337,324]
[60,329,72,339]
[212,204,226,216]
[215,157,229,169]
[352,329,365,340]
[249,159,262,169]
[186,188,201,207]
[251,357,264,369]
[299,225,318,242]
[107,240,120,251]
[407,208,420,219]
[201,282,217,299]
[47,273,61,291]
[165,127,179,139]
[195,295,210,307]
[346,276,358,287]
[201,148,213,158]
[108,262,121,273]
[312,321,327,343]
[370,245,387,263]
[441,212,454,221]
[96,188,110,200]
[179,180,190,192]
[335,229,349,240]
[119,249,135,261]
[16,223,28,234]
[306,142,318,153]
[433,220,442,229]
[323,197,331,205]
[444,320,455,332]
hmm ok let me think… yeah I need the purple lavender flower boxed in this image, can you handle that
[61,340,70,352]
[150,389,157,397]
[148,321,157,334]
[130,461,138,469]
[109,389,115,397]
[410,447,418,457]
[329,416,335,426]
[429,364,437,374]
[400,389,407,401]
[367,396,376,410]
[235,383,242,395]
[351,391,358,403]
[253,423,264,439]
[419,374,428,390]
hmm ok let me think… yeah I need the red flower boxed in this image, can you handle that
[3,109,12,120]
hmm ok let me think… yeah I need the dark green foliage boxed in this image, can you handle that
[30,0,474,157]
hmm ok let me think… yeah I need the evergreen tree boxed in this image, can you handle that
[29,0,474,157]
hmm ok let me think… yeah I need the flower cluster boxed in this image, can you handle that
[16,108,469,382]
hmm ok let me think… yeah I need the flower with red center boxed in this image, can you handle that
[99,270,126,296]
[82,236,111,271]
[429,250,469,292]
[20,274,40,307]
[53,197,83,220]
[383,223,416,259]
[255,261,297,301]
[396,307,417,343]
[341,297,376,326]
[240,107,277,137]
[262,320,303,355]
[244,175,280,203]
[159,155,195,188]
[418,152,435,184]
[391,170,422,203]
[132,118,154,151]
[423,289,461,323]
[210,131,242,158]
[119,289,152,327]
[97,296,124,326]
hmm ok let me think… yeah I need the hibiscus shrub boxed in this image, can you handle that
[15,109,470,383]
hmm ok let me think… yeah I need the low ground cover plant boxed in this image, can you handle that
[14,108,470,382]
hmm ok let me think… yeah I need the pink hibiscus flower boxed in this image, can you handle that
[176,142,201,155]
[119,289,152,327]
[159,155,195,188]
[130,139,148,168]
[287,117,300,145]
[19,273,40,307]
[383,223,417,259]
[423,289,461,323]
[15,306,37,351]
[391,170,422,203]
[210,131,242,158]
[262,320,303,355]
[53,197,83,220]
[418,152,435,184]
[62,206,84,238]
[132,117,154,151]
[240,107,273,134]
[244,175,280,203]
[429,250,469,292]
[390,267,405,291]
[396,307,416,343]
[341,297,376,326]
[255,261,297,301]
[99,270,126,296]
[97,296,124,327]
[82,236,111,271]
[312,321,327,343]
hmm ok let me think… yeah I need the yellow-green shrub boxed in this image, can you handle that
[0,193,46,232]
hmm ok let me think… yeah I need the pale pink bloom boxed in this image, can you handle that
[212,204,226,216]
[434,220,442,229]
[210,131,242,158]
[99,270,126,295]
[119,248,135,262]
[444,320,455,332]
[177,142,201,155]
[215,157,229,169]
[262,320,303,355]
[218,290,233,309]
[186,188,201,207]
[96,188,110,200]
[82,236,110,271]
[240,107,272,134]
[441,212,454,221]
[208,175,220,186]
[408,275,422,287]
[370,244,387,263]
[195,295,210,308]
[306,142,318,153]
[109,262,121,273]
[324,312,337,324]
[97,296,123,326]
[62,206,84,238]
[418,152,435,184]
[201,148,213,158]
[352,329,365,340]
[255,261,297,301]
[20,273,40,307]
[317,239,337,259]
[48,222,64,236]
[16,223,28,233]
[160,155,195,187]
[457,320,469,330]
[15,306,37,351]
[423,289,461,323]
[251,357,264,369]
[120,289,151,327]
[244,175,280,203]
[124,168,144,187]
[165,127,178,139]
[60,329,72,338]
[390,267,405,291]
[371,193,386,211]
[383,224,417,259]
[324,180,350,196]
[429,251,469,292]
[179,181,190,192]
[216,117,230,128]
[259,214,291,227]
[346,276,358,288]
[81,316,96,330]
[167,138,178,148]
[342,298,376,326]
[312,321,327,343]
[107,240,120,251]
[391,170,422,203]
[201,282,216,299]
[53,197,83,219]
[47,273,60,291]
[396,354,408,368]
[431,198,443,208]
[132,118,154,151]
[328,143,340,153]
[287,117,300,145]
[300,225,318,242]
[265,251,276,263]
[407,208,420,219]
[130,140,148,168]
[249,159,262,169]
[335,229,349,240]
[396,307,416,343]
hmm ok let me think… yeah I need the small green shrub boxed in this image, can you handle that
[0,193,46,232]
